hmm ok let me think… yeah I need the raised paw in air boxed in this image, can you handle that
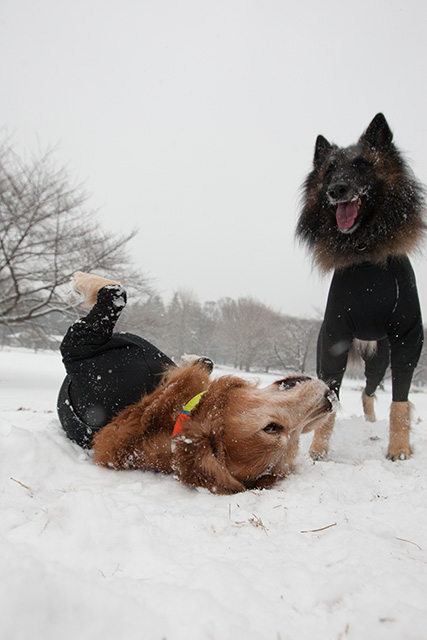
[71,272,122,308]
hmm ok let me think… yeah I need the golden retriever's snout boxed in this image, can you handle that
[274,374,339,416]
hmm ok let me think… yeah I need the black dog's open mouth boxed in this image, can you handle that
[335,197,364,232]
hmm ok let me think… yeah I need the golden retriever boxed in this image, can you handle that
[92,363,337,494]
[59,271,337,494]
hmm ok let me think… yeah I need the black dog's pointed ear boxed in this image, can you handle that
[359,113,393,150]
[314,134,332,168]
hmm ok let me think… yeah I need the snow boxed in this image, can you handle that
[1,347,427,640]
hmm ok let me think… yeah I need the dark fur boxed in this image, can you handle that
[295,114,426,460]
[297,113,426,272]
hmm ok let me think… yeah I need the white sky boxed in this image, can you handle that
[1,0,427,319]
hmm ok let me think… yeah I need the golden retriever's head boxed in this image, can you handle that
[172,374,337,494]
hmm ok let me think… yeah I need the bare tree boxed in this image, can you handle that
[217,297,272,371]
[164,289,205,360]
[120,293,170,349]
[216,297,243,368]
[274,317,320,374]
[0,141,146,331]
[216,297,320,374]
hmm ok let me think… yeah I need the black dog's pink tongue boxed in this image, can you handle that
[336,201,358,230]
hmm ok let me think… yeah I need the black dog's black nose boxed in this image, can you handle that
[327,182,349,201]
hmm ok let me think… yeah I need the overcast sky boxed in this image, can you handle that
[1,0,427,319]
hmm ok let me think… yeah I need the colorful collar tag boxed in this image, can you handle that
[172,391,207,437]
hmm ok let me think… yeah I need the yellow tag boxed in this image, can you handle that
[183,391,207,413]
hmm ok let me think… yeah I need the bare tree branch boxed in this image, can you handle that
[0,140,148,328]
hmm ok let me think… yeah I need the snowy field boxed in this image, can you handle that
[1,347,427,640]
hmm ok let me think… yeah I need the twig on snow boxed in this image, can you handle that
[396,537,422,551]
[300,522,337,534]
[10,477,34,498]
[249,514,269,535]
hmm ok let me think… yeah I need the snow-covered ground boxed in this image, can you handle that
[1,347,427,640]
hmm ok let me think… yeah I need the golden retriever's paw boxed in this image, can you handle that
[180,354,214,372]
[71,272,122,308]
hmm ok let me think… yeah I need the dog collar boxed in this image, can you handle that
[172,391,207,437]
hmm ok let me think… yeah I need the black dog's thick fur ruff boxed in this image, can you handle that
[297,113,426,273]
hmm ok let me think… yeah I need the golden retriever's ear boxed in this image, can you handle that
[172,426,245,494]
[172,376,248,494]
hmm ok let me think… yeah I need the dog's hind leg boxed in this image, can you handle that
[72,271,122,308]
[60,279,127,364]
[362,390,376,422]
[387,401,412,460]
[385,259,423,460]
[362,338,389,422]
[309,413,336,460]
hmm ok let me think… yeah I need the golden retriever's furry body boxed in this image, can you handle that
[92,363,335,494]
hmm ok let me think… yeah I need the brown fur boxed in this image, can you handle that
[387,401,412,461]
[307,414,336,461]
[71,271,336,492]
[312,228,423,273]
[362,390,376,423]
[309,395,413,462]
[92,366,336,494]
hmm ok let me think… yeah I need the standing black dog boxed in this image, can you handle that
[296,113,426,461]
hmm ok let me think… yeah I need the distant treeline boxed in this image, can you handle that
[0,290,320,374]
[3,289,427,387]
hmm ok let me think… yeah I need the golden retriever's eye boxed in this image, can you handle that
[263,423,283,434]
[276,376,311,390]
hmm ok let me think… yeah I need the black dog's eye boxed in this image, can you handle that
[351,157,372,171]
[324,161,336,179]
[263,423,283,434]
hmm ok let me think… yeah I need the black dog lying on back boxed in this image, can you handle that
[297,113,426,461]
